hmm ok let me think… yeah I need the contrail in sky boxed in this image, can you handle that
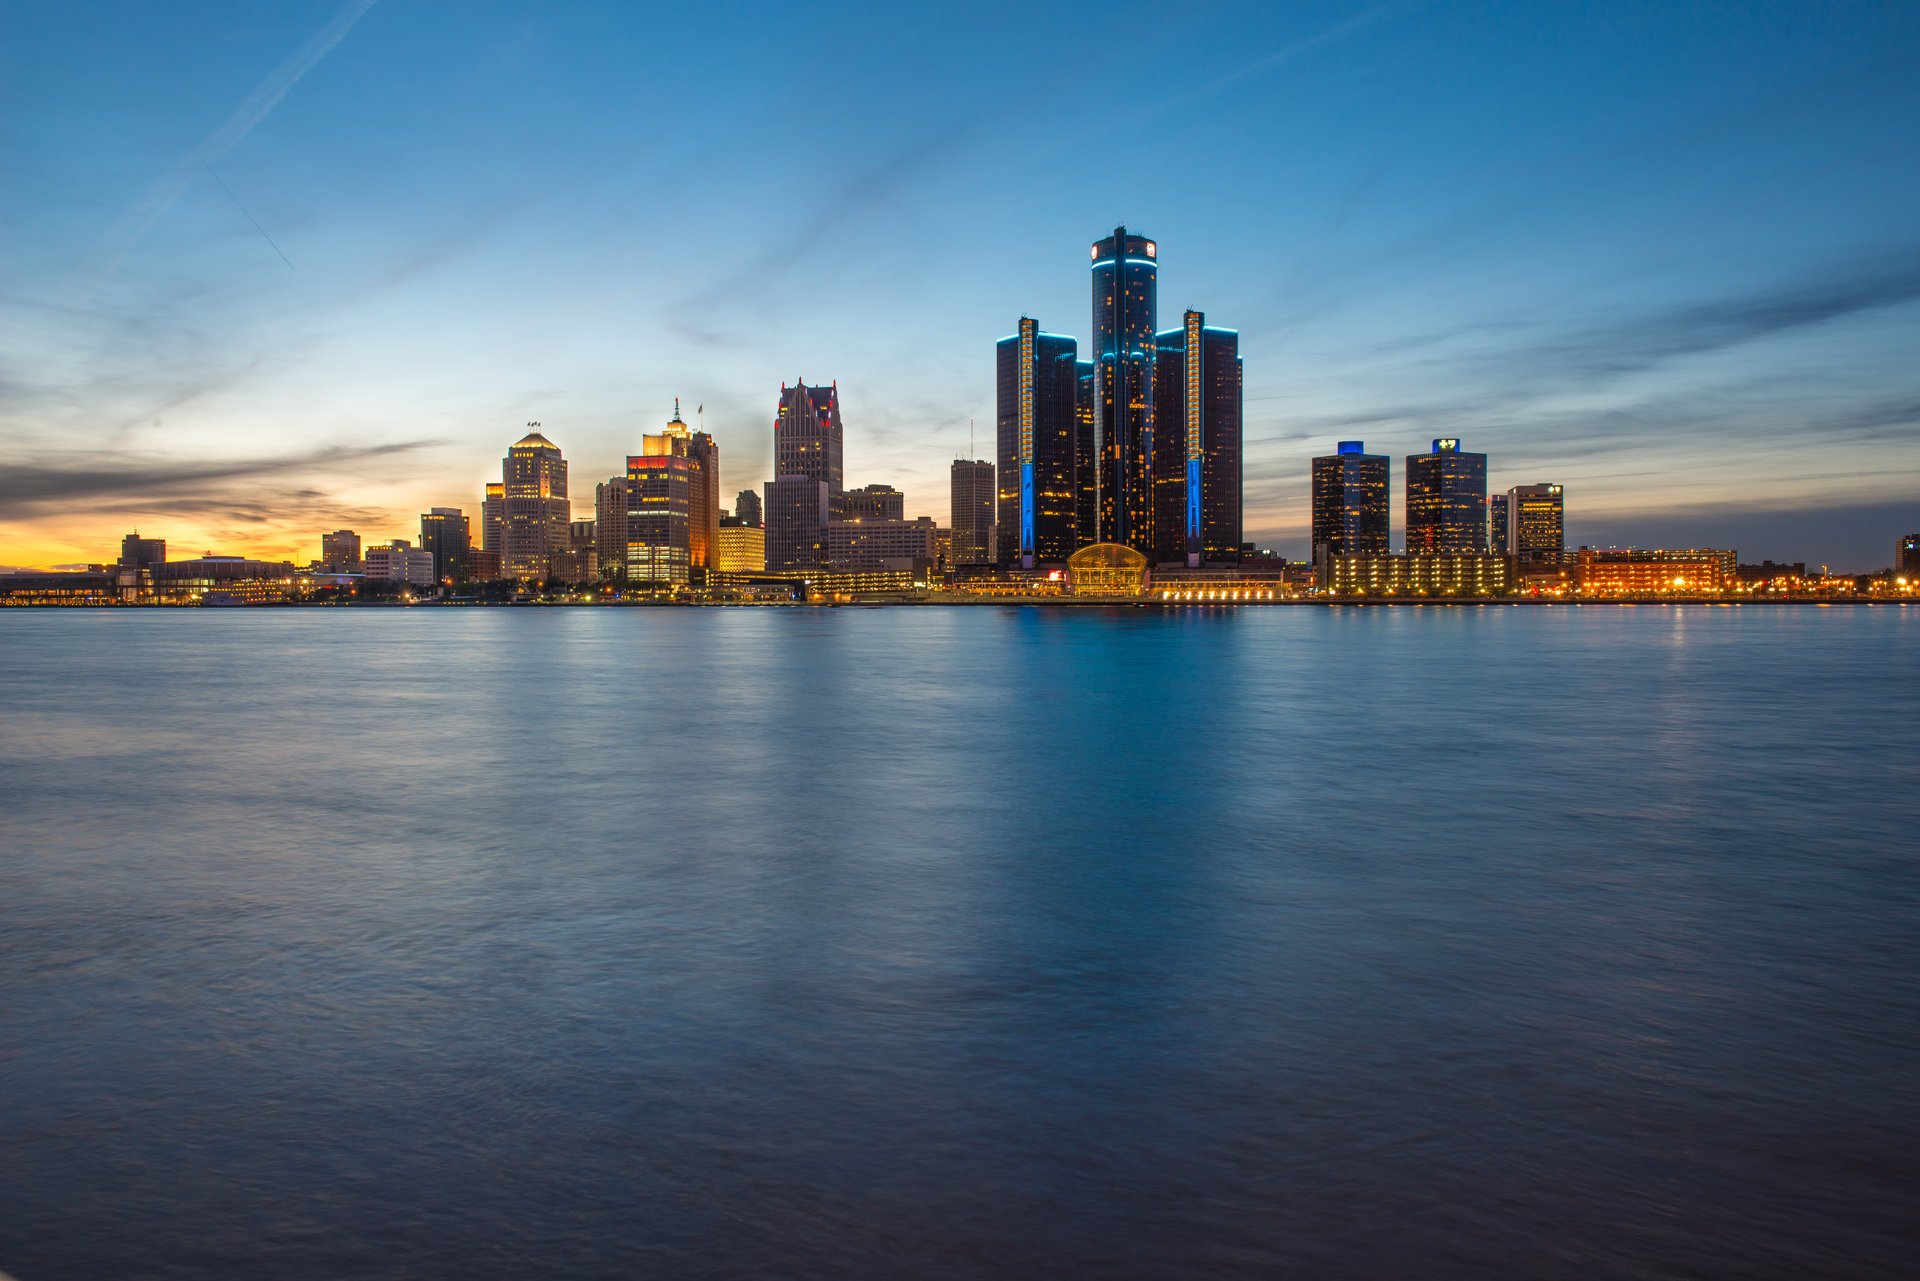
[97,0,379,275]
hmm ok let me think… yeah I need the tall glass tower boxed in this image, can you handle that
[1090,226,1158,553]
[1153,310,1242,566]
[996,317,1079,567]
[1406,438,1489,555]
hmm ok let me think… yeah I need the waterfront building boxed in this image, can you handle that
[716,517,767,573]
[949,459,995,566]
[1074,359,1097,549]
[1488,495,1510,556]
[765,475,830,573]
[149,556,301,602]
[828,516,938,572]
[119,533,166,570]
[1575,548,1737,594]
[1406,438,1488,554]
[836,483,905,522]
[1151,310,1242,566]
[564,518,597,582]
[996,317,1080,567]
[1507,484,1565,565]
[935,527,952,572]
[1901,534,1920,575]
[594,480,629,582]
[626,424,693,586]
[500,428,569,580]
[736,489,762,528]
[1066,543,1150,597]
[1323,553,1512,596]
[1089,226,1159,553]
[1310,442,1390,565]
[467,548,501,580]
[363,540,437,588]
[776,382,844,502]
[420,508,470,582]
[481,485,504,560]
[321,529,360,572]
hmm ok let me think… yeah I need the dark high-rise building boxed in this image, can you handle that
[1074,359,1096,549]
[1507,484,1565,565]
[1310,442,1390,564]
[1406,438,1488,555]
[1152,310,1242,565]
[765,475,830,573]
[119,533,166,569]
[996,317,1079,567]
[500,427,570,579]
[950,459,995,567]
[685,417,720,583]
[321,529,359,571]
[1090,226,1158,553]
[420,508,470,582]
[595,478,629,582]
[838,484,905,522]
[775,382,843,502]
[1899,534,1919,574]
[735,489,762,528]
[480,485,504,560]
[1488,495,1510,556]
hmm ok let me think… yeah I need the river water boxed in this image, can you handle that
[2,605,1916,1278]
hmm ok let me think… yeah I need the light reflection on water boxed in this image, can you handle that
[1,606,1916,1279]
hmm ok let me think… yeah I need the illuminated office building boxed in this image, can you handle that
[1575,548,1736,593]
[500,428,570,580]
[950,459,995,566]
[625,421,693,586]
[1089,226,1159,553]
[119,533,166,569]
[735,489,762,528]
[716,516,766,573]
[776,381,844,501]
[686,422,719,583]
[320,529,360,572]
[765,475,830,573]
[1074,359,1096,548]
[1322,553,1512,596]
[828,516,938,571]
[996,317,1079,567]
[363,540,436,588]
[419,508,470,582]
[594,478,629,582]
[837,484,905,522]
[1310,442,1390,565]
[480,484,504,560]
[1406,438,1488,555]
[1152,310,1242,565]
[1900,534,1919,575]
[1506,484,1565,565]
[1488,495,1510,556]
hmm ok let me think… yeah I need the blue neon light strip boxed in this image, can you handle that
[1020,461,1034,558]
[1187,457,1202,543]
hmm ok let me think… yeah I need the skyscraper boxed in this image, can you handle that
[950,459,995,567]
[594,478,629,582]
[419,508,470,582]
[837,484,906,521]
[500,427,570,580]
[481,485,504,560]
[679,406,721,583]
[1310,442,1390,564]
[765,475,830,573]
[1506,484,1565,565]
[1488,495,1510,556]
[1406,438,1488,555]
[1897,533,1918,575]
[776,382,844,501]
[626,419,694,585]
[996,317,1079,566]
[1090,226,1158,553]
[1152,310,1242,565]
[735,489,762,528]
[321,529,360,572]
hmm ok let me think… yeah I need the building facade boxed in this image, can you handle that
[363,541,437,588]
[828,516,938,571]
[716,517,766,573]
[836,484,905,522]
[1322,553,1512,596]
[1507,484,1565,565]
[321,529,360,572]
[1900,534,1919,575]
[1152,310,1242,565]
[1089,226,1159,553]
[1406,438,1488,555]
[949,459,995,567]
[775,382,844,501]
[594,479,629,582]
[481,485,504,560]
[735,489,762,528]
[499,429,569,580]
[1310,443,1390,565]
[120,533,167,569]
[1488,495,1510,556]
[765,475,830,573]
[625,424,693,586]
[1575,548,1737,593]
[419,508,470,582]
[996,317,1079,567]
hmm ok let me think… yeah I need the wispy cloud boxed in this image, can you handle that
[0,440,439,514]
[95,0,380,275]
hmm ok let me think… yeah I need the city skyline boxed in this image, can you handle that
[4,1,1919,572]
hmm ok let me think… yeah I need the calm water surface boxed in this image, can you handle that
[2,606,1917,1279]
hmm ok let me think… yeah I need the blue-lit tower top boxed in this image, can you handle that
[1091,226,1157,358]
[1090,226,1159,550]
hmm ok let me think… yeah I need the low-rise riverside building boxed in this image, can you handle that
[1321,553,1512,596]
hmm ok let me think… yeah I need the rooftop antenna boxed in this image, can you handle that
[970,416,975,460]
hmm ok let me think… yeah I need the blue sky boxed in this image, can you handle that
[3,0,1918,568]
